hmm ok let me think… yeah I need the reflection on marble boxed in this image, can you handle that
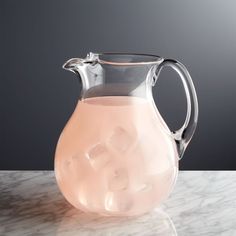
[57,208,176,236]
[0,171,236,235]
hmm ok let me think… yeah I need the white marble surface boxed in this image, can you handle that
[0,171,235,236]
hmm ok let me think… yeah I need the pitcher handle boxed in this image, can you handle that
[155,59,199,159]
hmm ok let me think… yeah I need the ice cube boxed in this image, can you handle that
[105,191,133,212]
[108,127,134,153]
[64,159,71,167]
[137,132,172,175]
[87,143,110,170]
[108,168,129,191]
[136,183,152,192]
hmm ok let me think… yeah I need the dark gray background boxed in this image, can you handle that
[1,0,236,170]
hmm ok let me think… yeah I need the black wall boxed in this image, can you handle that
[1,0,236,170]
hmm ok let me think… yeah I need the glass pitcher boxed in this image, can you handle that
[55,52,198,216]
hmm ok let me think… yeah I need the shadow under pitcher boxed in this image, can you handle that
[54,52,198,216]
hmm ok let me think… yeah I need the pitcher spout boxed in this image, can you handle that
[62,53,103,96]
[62,58,83,73]
[63,53,99,73]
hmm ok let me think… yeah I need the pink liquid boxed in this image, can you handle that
[55,96,178,216]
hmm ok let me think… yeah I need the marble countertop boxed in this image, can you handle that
[0,171,235,236]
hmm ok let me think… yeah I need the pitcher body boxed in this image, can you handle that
[55,53,198,216]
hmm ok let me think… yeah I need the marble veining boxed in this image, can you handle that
[0,171,235,235]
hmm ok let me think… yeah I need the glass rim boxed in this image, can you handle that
[93,52,163,66]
